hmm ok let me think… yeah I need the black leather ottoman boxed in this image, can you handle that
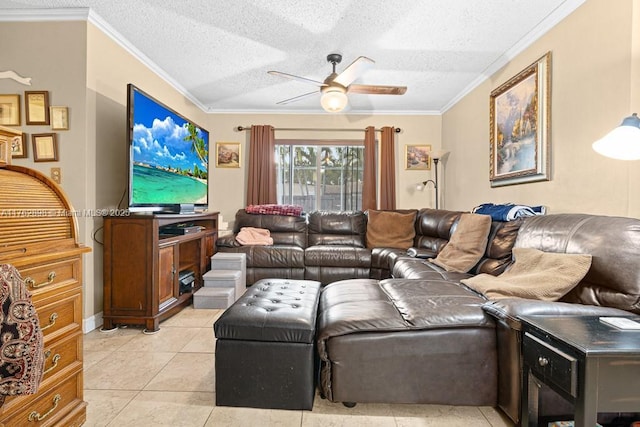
[213,278,322,410]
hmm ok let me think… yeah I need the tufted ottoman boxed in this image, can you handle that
[213,278,322,410]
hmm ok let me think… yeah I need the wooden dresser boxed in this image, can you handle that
[0,165,90,426]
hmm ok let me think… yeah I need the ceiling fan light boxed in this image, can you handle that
[321,89,348,113]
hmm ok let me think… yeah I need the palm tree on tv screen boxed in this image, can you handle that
[183,123,208,170]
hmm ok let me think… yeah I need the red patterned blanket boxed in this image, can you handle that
[246,204,303,216]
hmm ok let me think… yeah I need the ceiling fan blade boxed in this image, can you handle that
[268,70,327,87]
[276,91,319,105]
[333,56,375,87]
[348,84,407,95]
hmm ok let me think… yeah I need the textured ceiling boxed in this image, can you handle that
[1,0,585,114]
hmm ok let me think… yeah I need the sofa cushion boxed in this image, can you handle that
[231,209,307,248]
[515,214,640,313]
[430,213,492,273]
[462,248,592,301]
[304,246,371,267]
[414,208,462,252]
[471,219,523,276]
[365,210,417,249]
[307,211,367,247]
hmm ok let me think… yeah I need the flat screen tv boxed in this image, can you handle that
[126,83,209,213]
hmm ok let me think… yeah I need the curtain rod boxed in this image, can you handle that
[235,126,401,133]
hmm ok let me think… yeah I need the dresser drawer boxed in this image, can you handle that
[19,257,82,301]
[0,368,84,427]
[36,289,82,344]
[523,332,578,397]
[42,331,82,382]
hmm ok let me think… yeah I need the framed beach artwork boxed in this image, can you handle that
[216,142,241,168]
[405,144,431,170]
[489,52,551,187]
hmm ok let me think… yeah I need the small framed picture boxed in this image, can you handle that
[11,132,27,158]
[50,106,69,130]
[0,126,21,166]
[25,91,50,125]
[0,94,21,126]
[0,139,9,167]
[405,144,432,170]
[32,133,58,162]
[216,142,241,168]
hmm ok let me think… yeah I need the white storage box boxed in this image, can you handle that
[203,270,242,288]
[193,287,235,309]
[211,253,246,271]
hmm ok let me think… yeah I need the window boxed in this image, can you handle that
[276,142,364,212]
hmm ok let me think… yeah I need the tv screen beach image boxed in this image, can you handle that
[130,89,209,205]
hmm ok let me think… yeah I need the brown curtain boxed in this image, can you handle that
[379,126,396,210]
[246,125,277,205]
[362,126,377,211]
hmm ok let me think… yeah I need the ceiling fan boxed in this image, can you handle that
[268,54,407,112]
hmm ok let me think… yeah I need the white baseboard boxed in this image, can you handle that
[83,311,103,333]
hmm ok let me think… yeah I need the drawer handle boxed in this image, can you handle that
[25,271,56,289]
[40,313,59,331]
[28,394,61,422]
[538,356,549,367]
[43,353,61,375]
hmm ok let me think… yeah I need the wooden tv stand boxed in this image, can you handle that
[102,211,218,332]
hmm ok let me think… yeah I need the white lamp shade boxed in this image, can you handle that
[426,149,450,160]
[592,113,640,160]
[321,89,348,112]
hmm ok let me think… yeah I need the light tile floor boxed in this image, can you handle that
[83,306,515,427]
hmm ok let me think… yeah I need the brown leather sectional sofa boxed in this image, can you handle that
[217,208,640,424]
[216,208,519,285]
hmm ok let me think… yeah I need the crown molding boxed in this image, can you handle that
[204,108,441,116]
[2,1,585,117]
[1,7,209,112]
[0,7,88,21]
[85,10,208,111]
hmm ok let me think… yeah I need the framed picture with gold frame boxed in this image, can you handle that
[405,144,432,170]
[0,94,21,126]
[25,91,50,125]
[489,52,551,187]
[32,133,58,162]
[216,142,241,168]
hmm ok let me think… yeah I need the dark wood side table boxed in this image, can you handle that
[520,315,640,427]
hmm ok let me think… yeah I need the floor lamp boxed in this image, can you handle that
[592,113,640,160]
[416,150,449,209]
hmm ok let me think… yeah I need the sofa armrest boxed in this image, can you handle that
[482,298,631,331]
[217,234,241,248]
[406,248,437,259]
